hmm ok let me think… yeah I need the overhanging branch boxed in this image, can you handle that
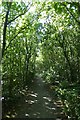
[62,3,80,25]
[7,2,32,25]
[5,26,27,52]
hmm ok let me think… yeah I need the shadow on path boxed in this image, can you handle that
[3,77,66,119]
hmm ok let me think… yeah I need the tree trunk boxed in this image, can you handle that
[2,2,12,58]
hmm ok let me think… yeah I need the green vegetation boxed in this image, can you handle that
[1,1,80,119]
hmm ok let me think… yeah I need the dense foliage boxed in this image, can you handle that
[1,1,80,119]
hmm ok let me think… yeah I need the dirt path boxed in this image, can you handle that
[3,78,66,119]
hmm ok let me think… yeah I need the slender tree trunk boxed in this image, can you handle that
[9,51,13,98]
[2,2,12,58]
[77,3,80,83]
[58,34,74,82]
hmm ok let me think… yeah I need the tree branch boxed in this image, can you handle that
[62,3,80,25]
[4,6,41,54]
[4,26,26,52]
[2,2,32,59]
[7,2,32,25]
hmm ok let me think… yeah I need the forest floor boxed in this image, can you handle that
[3,77,67,119]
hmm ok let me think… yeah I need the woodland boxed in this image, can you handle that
[1,1,80,119]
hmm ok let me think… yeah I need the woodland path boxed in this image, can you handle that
[3,77,66,119]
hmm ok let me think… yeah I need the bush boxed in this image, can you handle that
[55,84,80,119]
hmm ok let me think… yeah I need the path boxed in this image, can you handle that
[3,77,66,119]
